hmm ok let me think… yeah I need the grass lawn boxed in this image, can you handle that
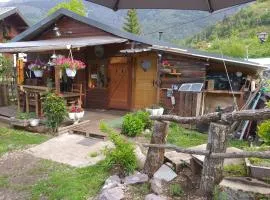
[0,127,49,156]
[32,160,109,200]
[167,123,249,149]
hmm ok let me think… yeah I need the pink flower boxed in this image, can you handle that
[55,57,86,70]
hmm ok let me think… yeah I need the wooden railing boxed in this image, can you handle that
[142,109,270,198]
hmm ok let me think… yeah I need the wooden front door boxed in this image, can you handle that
[108,63,130,109]
[134,54,157,109]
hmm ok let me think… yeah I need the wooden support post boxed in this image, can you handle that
[200,122,229,197]
[55,66,61,95]
[35,93,39,116]
[144,120,168,177]
[25,91,29,113]
[17,89,21,113]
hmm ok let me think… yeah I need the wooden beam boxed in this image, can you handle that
[55,66,61,95]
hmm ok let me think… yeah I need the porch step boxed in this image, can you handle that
[70,121,107,140]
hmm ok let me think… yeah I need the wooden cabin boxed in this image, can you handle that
[0,9,265,116]
[0,7,29,41]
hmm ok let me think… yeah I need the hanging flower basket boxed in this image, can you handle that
[55,57,86,78]
[33,70,43,77]
[28,60,47,78]
[65,68,77,78]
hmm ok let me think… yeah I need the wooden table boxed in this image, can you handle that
[59,92,81,105]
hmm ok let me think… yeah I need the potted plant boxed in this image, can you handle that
[245,120,270,180]
[28,61,47,78]
[68,105,85,122]
[146,105,164,116]
[55,57,86,78]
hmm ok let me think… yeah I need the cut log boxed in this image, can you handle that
[199,122,229,197]
[144,120,168,177]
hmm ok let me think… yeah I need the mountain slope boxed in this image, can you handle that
[184,0,270,58]
[0,0,245,42]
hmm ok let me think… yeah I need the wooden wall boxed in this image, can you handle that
[35,16,113,40]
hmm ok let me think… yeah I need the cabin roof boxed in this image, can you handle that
[9,9,266,70]
[0,7,30,27]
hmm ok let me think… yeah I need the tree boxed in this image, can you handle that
[48,0,86,16]
[123,9,141,35]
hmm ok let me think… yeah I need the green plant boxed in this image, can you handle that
[257,120,270,145]
[101,124,137,175]
[169,183,184,197]
[135,110,153,129]
[123,9,141,35]
[42,92,67,133]
[48,0,86,16]
[16,112,36,120]
[121,113,144,137]
[223,164,247,177]
[0,55,13,83]
[89,152,98,158]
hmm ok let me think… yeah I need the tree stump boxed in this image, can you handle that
[200,122,229,197]
[144,120,168,177]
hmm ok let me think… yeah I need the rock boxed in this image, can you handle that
[217,177,270,200]
[165,151,191,173]
[153,164,177,182]
[124,171,149,185]
[99,186,125,200]
[145,193,167,200]
[102,175,121,190]
[150,178,163,195]
[134,145,146,169]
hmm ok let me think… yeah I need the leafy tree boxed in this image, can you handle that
[123,9,141,35]
[48,0,86,16]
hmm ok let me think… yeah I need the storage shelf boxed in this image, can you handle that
[204,90,243,95]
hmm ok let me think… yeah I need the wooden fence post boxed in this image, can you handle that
[200,122,229,197]
[144,120,168,177]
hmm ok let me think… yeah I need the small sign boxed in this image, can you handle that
[91,74,97,79]
[167,89,173,97]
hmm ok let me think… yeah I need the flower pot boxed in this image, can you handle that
[146,108,164,116]
[75,111,84,119]
[68,112,76,120]
[66,68,77,78]
[29,119,40,127]
[33,70,43,77]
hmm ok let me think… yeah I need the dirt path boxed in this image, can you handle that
[0,151,49,200]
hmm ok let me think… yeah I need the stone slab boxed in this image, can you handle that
[27,133,113,167]
[153,164,177,182]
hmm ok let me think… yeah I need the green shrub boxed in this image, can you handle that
[257,120,270,145]
[16,112,36,120]
[43,92,67,133]
[169,183,184,197]
[122,113,144,137]
[135,110,152,129]
[102,124,137,175]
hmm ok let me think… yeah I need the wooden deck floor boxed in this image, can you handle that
[0,105,17,118]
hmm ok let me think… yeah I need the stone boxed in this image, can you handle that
[102,175,121,190]
[134,145,146,169]
[145,193,167,200]
[124,171,149,185]
[153,164,177,182]
[217,177,270,200]
[99,186,125,200]
[150,178,163,195]
[165,151,191,172]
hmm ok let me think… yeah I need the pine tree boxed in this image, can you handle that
[48,0,86,16]
[123,9,141,35]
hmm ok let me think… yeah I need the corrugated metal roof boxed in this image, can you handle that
[151,45,267,70]
[0,36,127,53]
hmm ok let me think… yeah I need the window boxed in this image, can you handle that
[88,61,108,89]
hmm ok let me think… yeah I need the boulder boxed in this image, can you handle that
[102,175,121,190]
[134,145,146,169]
[153,164,177,182]
[145,194,167,200]
[150,178,163,195]
[217,177,270,200]
[99,186,125,200]
[124,171,149,185]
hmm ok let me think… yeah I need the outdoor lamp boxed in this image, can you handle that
[53,25,61,37]
[257,32,268,43]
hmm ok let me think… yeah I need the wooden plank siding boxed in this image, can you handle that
[34,16,113,40]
